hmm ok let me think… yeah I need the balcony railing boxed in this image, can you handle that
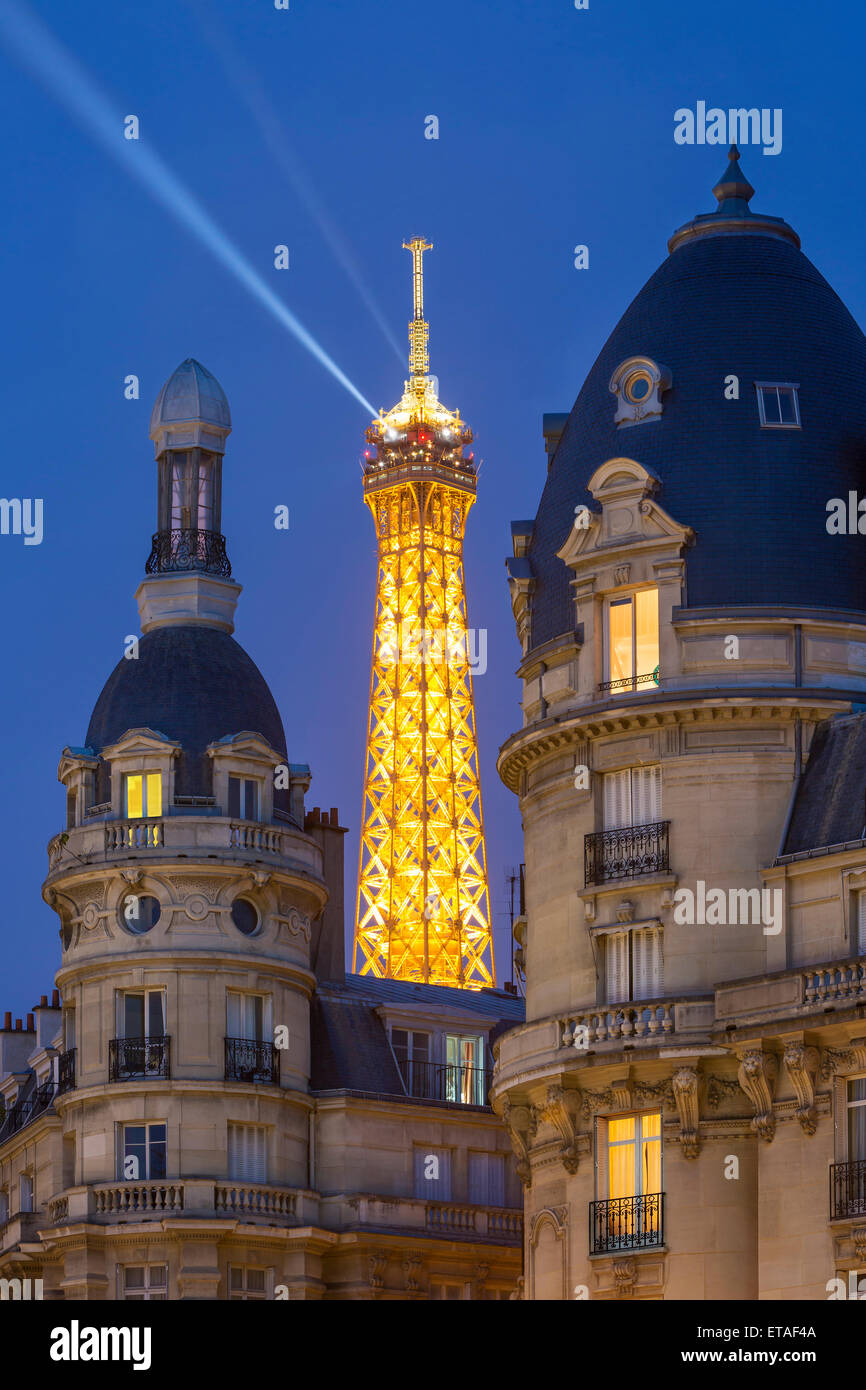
[109,1036,171,1082]
[57,1048,76,1095]
[397,1058,491,1106]
[224,1037,280,1085]
[589,1193,665,1253]
[0,1080,57,1141]
[598,671,660,695]
[830,1160,866,1220]
[584,820,670,886]
[145,527,231,578]
[105,819,163,852]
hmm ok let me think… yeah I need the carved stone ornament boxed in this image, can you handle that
[613,1258,637,1299]
[705,1075,741,1110]
[737,1049,778,1142]
[183,893,210,922]
[402,1253,422,1294]
[672,1067,700,1158]
[502,1099,537,1187]
[368,1251,387,1292]
[537,1085,582,1174]
[783,1042,820,1136]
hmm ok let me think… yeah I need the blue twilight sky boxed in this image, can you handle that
[0,0,864,1011]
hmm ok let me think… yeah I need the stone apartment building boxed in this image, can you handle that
[0,358,523,1301]
[494,148,866,1300]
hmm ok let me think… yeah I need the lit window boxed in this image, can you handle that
[228,1266,268,1301]
[228,1123,267,1182]
[445,1034,486,1104]
[125,772,162,819]
[848,1078,866,1162]
[602,766,661,830]
[605,590,659,691]
[122,1264,167,1301]
[605,1113,662,1200]
[604,927,663,1004]
[170,453,188,529]
[120,1123,166,1181]
[197,457,214,531]
[756,383,800,428]
[228,776,259,820]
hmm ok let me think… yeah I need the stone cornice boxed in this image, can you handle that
[498,697,841,791]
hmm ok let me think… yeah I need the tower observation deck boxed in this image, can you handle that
[352,239,494,988]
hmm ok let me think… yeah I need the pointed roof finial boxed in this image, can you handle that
[713,145,755,211]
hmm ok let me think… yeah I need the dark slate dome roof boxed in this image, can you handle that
[86,626,287,800]
[528,152,866,650]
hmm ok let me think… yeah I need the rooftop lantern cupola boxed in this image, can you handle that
[136,359,241,636]
[146,357,233,579]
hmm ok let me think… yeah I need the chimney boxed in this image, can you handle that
[15,1019,22,1031]
[26,1014,34,1032]
[2,1013,10,1031]
[306,808,348,981]
[52,989,60,1008]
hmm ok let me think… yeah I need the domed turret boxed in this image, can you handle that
[149,357,231,456]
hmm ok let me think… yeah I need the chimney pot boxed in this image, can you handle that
[52,989,60,1008]
[15,1019,22,1031]
[330,808,339,825]
[26,1013,34,1031]
[40,995,48,1008]
[2,1012,10,1030]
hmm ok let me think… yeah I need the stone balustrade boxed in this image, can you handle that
[214,1183,297,1219]
[45,815,322,879]
[558,996,710,1047]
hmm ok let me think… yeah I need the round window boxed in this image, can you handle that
[231,897,260,936]
[626,372,651,402]
[120,893,161,934]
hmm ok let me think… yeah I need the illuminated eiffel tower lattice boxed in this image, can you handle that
[352,238,494,988]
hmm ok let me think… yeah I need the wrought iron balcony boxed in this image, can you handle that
[145,528,231,578]
[57,1048,76,1095]
[598,671,660,695]
[224,1037,280,1085]
[0,1079,57,1141]
[830,1160,866,1219]
[589,1193,665,1253]
[397,1058,490,1106]
[109,1036,171,1082]
[584,820,670,886]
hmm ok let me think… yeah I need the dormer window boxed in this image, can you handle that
[228,776,259,820]
[125,772,162,819]
[756,382,800,428]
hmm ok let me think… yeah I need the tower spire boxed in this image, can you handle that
[403,236,433,385]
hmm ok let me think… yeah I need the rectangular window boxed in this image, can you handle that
[120,990,165,1040]
[226,992,266,1042]
[121,1123,166,1181]
[19,1173,33,1213]
[848,1078,866,1162]
[170,454,188,529]
[197,458,214,531]
[122,1264,167,1301]
[603,766,661,831]
[756,382,800,428]
[228,776,259,820]
[604,928,663,1004]
[858,891,866,955]
[228,1123,267,1182]
[228,1266,268,1301]
[0,1190,8,1224]
[413,1146,452,1200]
[468,1151,506,1206]
[605,590,659,689]
[63,1008,76,1051]
[391,1028,430,1096]
[602,1112,662,1200]
[429,1282,470,1300]
[445,1034,486,1104]
[125,772,162,819]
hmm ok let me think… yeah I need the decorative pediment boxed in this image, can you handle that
[207,731,285,766]
[557,458,694,572]
[101,728,181,760]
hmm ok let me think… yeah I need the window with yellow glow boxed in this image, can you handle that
[605,1112,662,1195]
[605,589,659,688]
[125,772,162,819]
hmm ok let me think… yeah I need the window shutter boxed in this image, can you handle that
[468,1152,487,1204]
[487,1153,505,1206]
[228,1124,267,1182]
[631,765,661,826]
[605,932,629,1004]
[858,891,866,954]
[603,771,632,830]
[226,993,241,1038]
[632,928,662,1001]
[414,1147,452,1200]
